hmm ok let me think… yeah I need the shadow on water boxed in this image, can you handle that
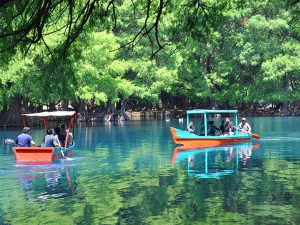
[172,142,260,179]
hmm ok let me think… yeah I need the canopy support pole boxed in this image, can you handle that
[235,113,238,135]
[44,117,49,131]
[64,116,74,148]
[186,113,189,130]
[72,114,76,140]
[204,113,207,136]
[22,115,26,127]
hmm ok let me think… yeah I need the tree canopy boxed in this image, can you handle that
[0,0,299,123]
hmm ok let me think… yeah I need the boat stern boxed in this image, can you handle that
[13,147,54,163]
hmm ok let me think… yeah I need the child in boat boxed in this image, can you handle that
[208,120,220,136]
[186,121,195,133]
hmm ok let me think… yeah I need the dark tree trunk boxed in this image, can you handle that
[49,102,56,111]
[280,76,290,115]
[75,99,88,121]
[104,99,116,121]
[118,98,130,120]
[0,95,24,126]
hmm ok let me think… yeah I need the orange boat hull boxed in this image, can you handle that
[170,127,251,147]
[13,147,54,163]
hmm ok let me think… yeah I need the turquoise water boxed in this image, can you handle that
[0,117,300,224]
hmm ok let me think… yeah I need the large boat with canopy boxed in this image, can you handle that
[13,111,76,163]
[170,109,260,147]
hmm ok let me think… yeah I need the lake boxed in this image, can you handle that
[0,117,300,224]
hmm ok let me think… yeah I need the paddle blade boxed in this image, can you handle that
[252,133,260,139]
[5,139,15,144]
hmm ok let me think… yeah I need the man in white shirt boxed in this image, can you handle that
[238,117,251,134]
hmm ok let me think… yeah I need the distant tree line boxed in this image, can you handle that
[0,0,299,125]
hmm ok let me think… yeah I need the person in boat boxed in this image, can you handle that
[238,117,252,134]
[44,128,60,147]
[208,120,220,136]
[223,118,235,135]
[186,121,195,133]
[60,123,67,145]
[16,127,36,147]
[220,120,225,134]
[54,127,64,148]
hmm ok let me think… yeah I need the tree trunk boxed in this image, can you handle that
[104,99,116,121]
[118,98,130,121]
[280,76,290,115]
[0,95,24,126]
[49,102,56,111]
[75,99,88,121]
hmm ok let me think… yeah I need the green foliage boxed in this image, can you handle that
[0,0,299,111]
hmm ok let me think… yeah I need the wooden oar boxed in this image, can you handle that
[54,136,65,158]
[238,129,260,139]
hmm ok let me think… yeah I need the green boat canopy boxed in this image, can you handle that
[186,109,239,136]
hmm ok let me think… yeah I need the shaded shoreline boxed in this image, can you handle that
[0,108,299,127]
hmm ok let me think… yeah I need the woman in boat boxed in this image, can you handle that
[208,120,220,136]
[186,121,195,133]
[54,127,64,148]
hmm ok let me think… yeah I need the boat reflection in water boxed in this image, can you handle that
[172,142,260,179]
[15,160,77,201]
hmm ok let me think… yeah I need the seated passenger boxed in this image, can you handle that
[186,121,195,133]
[60,124,67,145]
[223,118,235,135]
[44,128,60,147]
[16,127,36,147]
[208,120,220,136]
[238,117,252,134]
[54,127,64,147]
[220,120,225,134]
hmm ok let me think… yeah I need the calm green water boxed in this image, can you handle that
[0,117,300,225]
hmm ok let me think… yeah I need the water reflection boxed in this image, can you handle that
[14,161,77,201]
[172,142,260,179]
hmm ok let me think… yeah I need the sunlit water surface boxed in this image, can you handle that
[0,117,300,224]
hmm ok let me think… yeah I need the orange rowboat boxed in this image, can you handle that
[13,111,76,164]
